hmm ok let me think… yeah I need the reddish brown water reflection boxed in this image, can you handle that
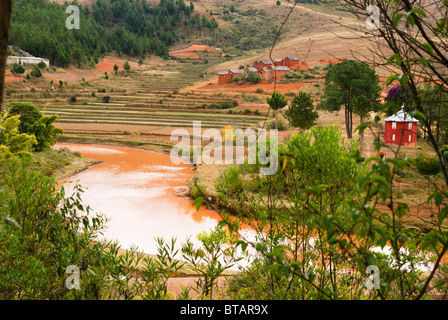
[56,143,224,254]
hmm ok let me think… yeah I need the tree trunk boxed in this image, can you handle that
[0,0,13,111]
[345,108,353,139]
[275,109,278,130]
[359,115,364,155]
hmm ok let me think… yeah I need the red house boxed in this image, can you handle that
[269,66,290,81]
[218,71,232,85]
[228,69,242,80]
[244,66,259,74]
[284,56,300,69]
[253,59,273,72]
[384,106,419,146]
[259,67,272,81]
[218,69,242,85]
[274,59,284,66]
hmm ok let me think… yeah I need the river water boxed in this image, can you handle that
[57,143,224,255]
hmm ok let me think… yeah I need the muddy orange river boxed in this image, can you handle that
[56,143,226,255]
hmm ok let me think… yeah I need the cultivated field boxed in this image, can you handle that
[4,0,442,229]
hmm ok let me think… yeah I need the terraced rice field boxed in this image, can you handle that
[4,56,271,152]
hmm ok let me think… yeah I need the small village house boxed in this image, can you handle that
[218,54,304,85]
[244,66,258,74]
[218,71,232,85]
[274,59,283,66]
[269,66,290,81]
[228,69,242,80]
[7,56,50,67]
[218,69,242,85]
[284,56,300,69]
[259,67,272,81]
[384,106,419,146]
[253,59,273,72]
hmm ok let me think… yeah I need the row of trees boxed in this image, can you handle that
[9,0,218,67]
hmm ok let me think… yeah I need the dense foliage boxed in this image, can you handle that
[9,0,218,67]
[284,91,319,131]
[6,101,63,152]
[321,60,382,139]
[216,126,448,299]
[0,114,36,161]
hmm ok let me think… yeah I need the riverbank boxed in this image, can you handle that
[33,146,103,182]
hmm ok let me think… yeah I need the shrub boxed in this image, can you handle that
[303,72,315,79]
[7,102,42,132]
[103,96,111,103]
[255,88,265,94]
[37,61,47,69]
[266,118,289,131]
[245,72,262,84]
[217,99,238,109]
[441,145,448,165]
[6,101,63,151]
[284,72,302,79]
[415,154,441,176]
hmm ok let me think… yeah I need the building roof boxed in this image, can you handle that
[262,67,272,72]
[259,60,273,65]
[385,106,419,123]
[228,69,242,74]
[286,56,300,61]
[271,66,290,71]
[245,67,258,72]
[274,59,283,62]
[8,56,46,61]
[218,71,229,75]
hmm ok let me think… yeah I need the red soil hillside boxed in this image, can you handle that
[169,44,213,59]
[96,58,139,73]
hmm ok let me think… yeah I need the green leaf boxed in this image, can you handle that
[386,74,400,85]
[409,8,427,17]
[256,242,267,253]
[235,240,248,252]
[409,110,426,121]
[388,53,402,67]
[192,197,203,211]
[438,207,448,225]
[406,14,416,27]
[418,56,429,68]
[372,175,389,187]
[393,13,404,28]
[422,43,434,55]
[435,194,444,206]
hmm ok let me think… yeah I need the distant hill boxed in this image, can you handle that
[9,0,219,67]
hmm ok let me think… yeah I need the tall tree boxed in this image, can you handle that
[284,91,319,131]
[0,0,13,111]
[339,0,448,189]
[321,59,381,140]
[267,91,288,130]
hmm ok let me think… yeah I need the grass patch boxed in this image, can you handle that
[32,147,100,180]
